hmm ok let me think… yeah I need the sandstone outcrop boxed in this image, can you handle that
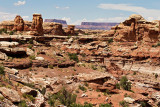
[30,14,44,36]
[51,23,66,36]
[111,14,159,43]
[0,87,21,103]
[12,15,25,31]
[66,25,76,36]
[0,21,14,31]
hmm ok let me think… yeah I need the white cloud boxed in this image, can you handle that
[61,17,71,23]
[71,18,87,25]
[55,6,70,10]
[0,12,16,21]
[22,16,29,20]
[98,3,160,21]
[93,17,127,22]
[14,1,26,6]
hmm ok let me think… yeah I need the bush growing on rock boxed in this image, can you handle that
[108,38,113,44]
[120,76,131,91]
[79,85,87,91]
[23,93,35,103]
[99,104,112,107]
[68,53,79,62]
[119,100,129,107]
[9,31,14,35]
[0,28,7,34]
[71,103,93,107]
[18,100,27,107]
[48,88,77,107]
[29,55,36,60]
[0,65,5,75]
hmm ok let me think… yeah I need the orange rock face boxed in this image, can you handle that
[51,23,66,36]
[30,14,44,36]
[113,14,159,43]
[66,25,76,36]
[12,15,24,31]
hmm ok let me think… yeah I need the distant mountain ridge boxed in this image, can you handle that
[44,19,67,25]
[44,19,119,30]
[81,22,119,26]
[76,22,119,30]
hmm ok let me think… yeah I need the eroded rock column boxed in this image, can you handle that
[30,14,44,36]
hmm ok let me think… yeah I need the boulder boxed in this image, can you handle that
[124,97,135,104]
[0,87,20,103]
[26,48,34,56]
[30,14,44,36]
[35,57,44,61]
[0,52,8,60]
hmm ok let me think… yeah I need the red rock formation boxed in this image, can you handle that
[112,14,159,43]
[30,14,44,36]
[66,25,76,36]
[51,23,66,36]
[12,15,24,31]
[0,21,14,31]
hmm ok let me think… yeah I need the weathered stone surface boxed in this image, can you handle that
[0,52,8,60]
[21,86,45,107]
[12,15,24,31]
[124,97,135,104]
[0,87,20,103]
[4,67,19,75]
[113,14,159,43]
[0,21,14,31]
[51,23,66,36]
[30,14,44,36]
[0,41,19,47]
[66,25,76,36]
[74,72,111,82]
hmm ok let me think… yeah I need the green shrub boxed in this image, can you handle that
[29,55,35,60]
[108,38,113,44]
[79,85,87,91]
[0,96,4,101]
[120,76,131,91]
[71,103,93,107]
[140,101,147,107]
[0,28,7,34]
[119,100,129,107]
[84,82,88,87]
[91,65,97,70]
[99,104,112,107]
[28,38,33,44]
[9,31,14,35]
[0,66,5,75]
[23,93,35,102]
[48,65,53,69]
[157,101,160,107]
[68,53,79,62]
[18,100,27,107]
[40,87,46,95]
[28,44,33,49]
[155,73,158,79]
[133,72,136,75]
[116,83,120,89]
[48,88,77,107]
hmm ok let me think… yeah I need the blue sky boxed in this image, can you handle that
[0,0,160,24]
